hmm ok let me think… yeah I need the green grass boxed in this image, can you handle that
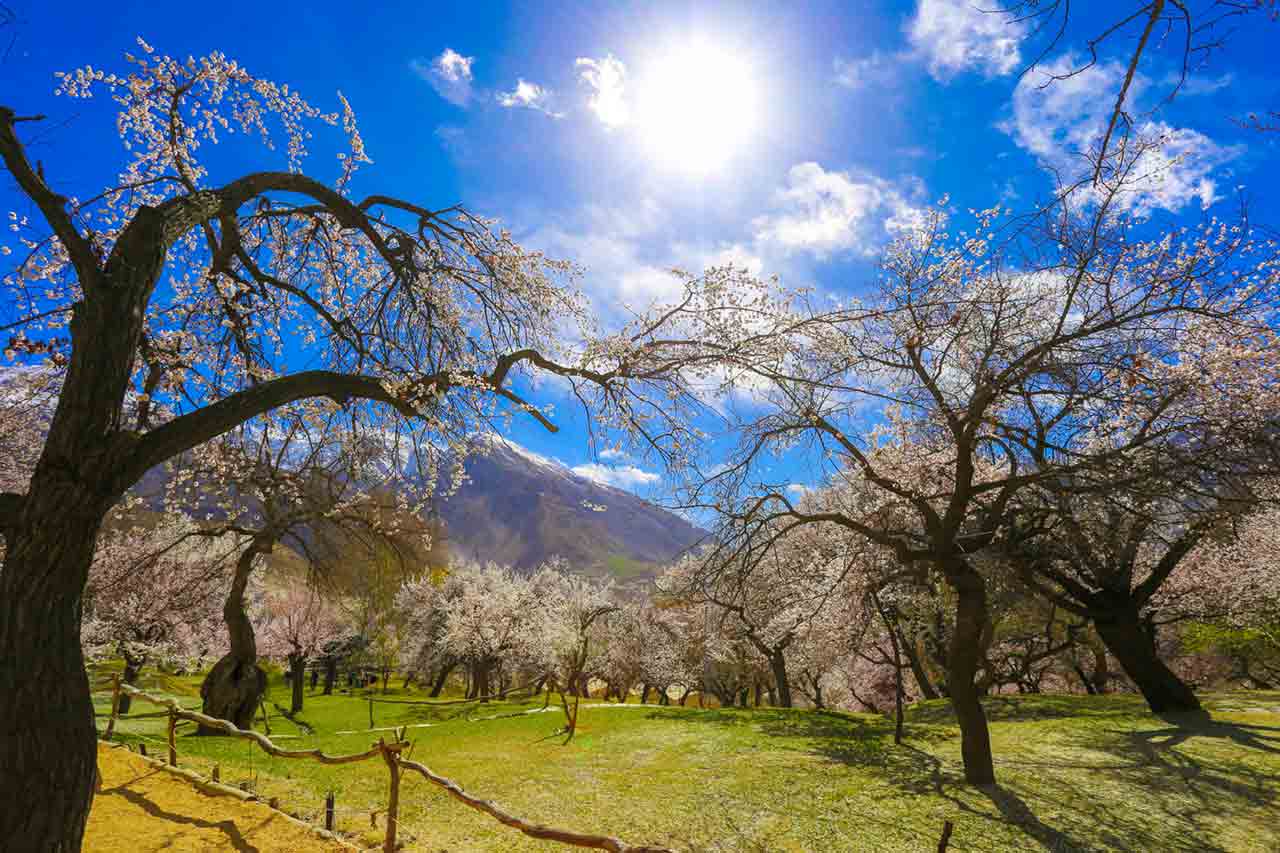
[92,667,1280,852]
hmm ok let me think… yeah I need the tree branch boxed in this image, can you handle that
[115,370,421,491]
[0,107,99,285]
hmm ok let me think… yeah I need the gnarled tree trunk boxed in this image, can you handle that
[200,540,270,731]
[1090,601,1199,713]
[0,192,167,849]
[0,501,108,852]
[117,652,147,716]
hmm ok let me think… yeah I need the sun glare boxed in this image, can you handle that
[636,42,759,174]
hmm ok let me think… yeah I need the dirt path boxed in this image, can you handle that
[86,743,352,852]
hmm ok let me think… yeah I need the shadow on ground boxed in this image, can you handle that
[100,770,264,852]
[651,697,1280,852]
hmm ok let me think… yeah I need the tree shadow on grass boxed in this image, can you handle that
[993,713,1280,852]
[906,693,1151,726]
[100,770,262,852]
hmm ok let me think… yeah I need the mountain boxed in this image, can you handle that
[434,438,705,583]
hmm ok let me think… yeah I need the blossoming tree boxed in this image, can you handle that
[674,150,1280,783]
[0,42,705,848]
[256,576,346,714]
[81,517,234,714]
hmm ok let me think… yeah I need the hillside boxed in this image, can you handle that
[435,438,705,581]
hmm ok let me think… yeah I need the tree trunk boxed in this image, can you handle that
[323,657,337,695]
[289,655,306,714]
[944,565,996,785]
[118,655,146,716]
[1090,640,1111,694]
[900,631,941,700]
[769,652,793,708]
[430,660,456,697]
[1091,602,1199,713]
[472,660,492,701]
[0,501,106,851]
[200,541,270,731]
[0,196,180,849]
[1072,664,1097,695]
[640,684,651,704]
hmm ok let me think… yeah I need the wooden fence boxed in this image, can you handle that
[101,676,674,853]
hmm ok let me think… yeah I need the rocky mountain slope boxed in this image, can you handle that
[435,438,704,582]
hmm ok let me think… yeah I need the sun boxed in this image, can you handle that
[635,41,759,174]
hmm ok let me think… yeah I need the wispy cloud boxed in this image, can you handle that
[753,162,927,257]
[1009,56,1237,213]
[576,54,629,128]
[833,51,900,90]
[497,79,564,117]
[412,48,475,106]
[571,461,661,489]
[906,0,1024,81]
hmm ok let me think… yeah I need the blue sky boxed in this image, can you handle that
[3,0,1278,499]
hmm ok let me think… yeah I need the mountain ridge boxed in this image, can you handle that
[435,437,704,583]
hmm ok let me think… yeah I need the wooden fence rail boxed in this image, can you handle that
[102,676,675,853]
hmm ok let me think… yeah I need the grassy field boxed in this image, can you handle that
[90,665,1280,852]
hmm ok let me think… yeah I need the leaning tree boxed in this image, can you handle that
[164,404,419,729]
[0,43,705,849]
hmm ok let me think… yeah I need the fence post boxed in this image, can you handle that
[382,741,401,853]
[937,820,954,852]
[167,708,178,767]
[104,675,121,741]
[368,694,374,729]
[212,764,220,783]
[324,791,336,832]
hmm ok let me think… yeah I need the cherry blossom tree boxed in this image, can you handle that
[0,43,706,847]
[432,561,544,699]
[256,577,345,713]
[161,404,418,728]
[530,566,618,739]
[82,517,235,714]
[674,152,1280,782]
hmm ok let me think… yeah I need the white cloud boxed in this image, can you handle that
[576,54,629,128]
[571,462,660,489]
[1009,57,1236,213]
[412,48,475,107]
[599,447,629,461]
[753,162,927,257]
[833,52,898,90]
[497,79,564,117]
[531,202,686,315]
[785,483,811,497]
[906,0,1024,81]
[1178,72,1234,97]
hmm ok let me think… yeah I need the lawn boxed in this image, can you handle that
[90,666,1280,852]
